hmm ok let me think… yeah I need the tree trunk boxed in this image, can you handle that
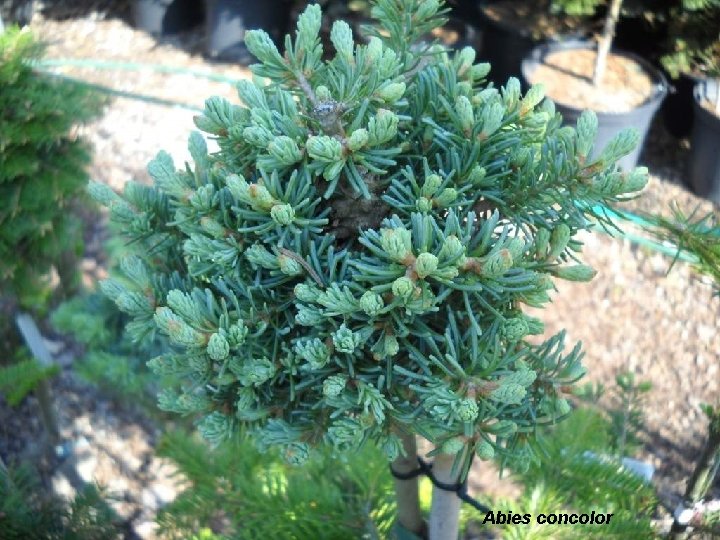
[593,0,623,86]
[392,430,426,537]
[428,452,462,540]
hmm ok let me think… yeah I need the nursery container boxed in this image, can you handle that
[476,1,586,89]
[132,0,203,36]
[522,40,668,171]
[613,14,668,63]
[662,72,703,139]
[476,3,539,88]
[688,79,720,203]
[0,0,34,27]
[420,16,482,52]
[205,0,287,64]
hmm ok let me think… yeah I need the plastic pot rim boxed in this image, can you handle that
[693,78,720,129]
[521,39,668,119]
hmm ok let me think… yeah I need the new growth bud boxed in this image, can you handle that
[294,283,322,303]
[548,223,571,260]
[392,276,416,300]
[368,109,398,145]
[307,136,343,163]
[270,203,295,225]
[323,375,347,398]
[482,249,514,278]
[380,227,412,262]
[442,436,466,455]
[456,95,474,133]
[359,291,384,316]
[207,332,230,361]
[455,398,479,422]
[348,129,369,151]
[415,252,439,279]
[476,441,495,460]
[377,82,406,103]
[502,317,529,342]
[439,235,465,263]
[315,85,332,101]
[550,264,597,282]
[422,174,442,197]
[332,324,360,354]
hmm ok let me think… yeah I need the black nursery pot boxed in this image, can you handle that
[688,79,720,203]
[132,0,204,36]
[613,15,668,63]
[420,17,482,52]
[1,0,34,27]
[205,0,288,65]
[522,40,668,171]
[476,4,539,88]
[662,72,703,139]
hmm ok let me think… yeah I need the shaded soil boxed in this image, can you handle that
[481,0,588,41]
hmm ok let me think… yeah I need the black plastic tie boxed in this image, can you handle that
[388,455,492,515]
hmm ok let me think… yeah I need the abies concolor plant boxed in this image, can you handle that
[91,0,647,536]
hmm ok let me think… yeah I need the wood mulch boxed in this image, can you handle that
[528,48,656,112]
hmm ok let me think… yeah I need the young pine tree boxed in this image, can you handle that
[92,1,648,537]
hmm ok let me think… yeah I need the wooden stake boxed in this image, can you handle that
[593,0,623,86]
[392,430,426,537]
[428,452,462,540]
[15,313,60,447]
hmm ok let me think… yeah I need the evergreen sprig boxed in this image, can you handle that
[642,204,720,293]
[93,0,647,477]
[0,355,59,406]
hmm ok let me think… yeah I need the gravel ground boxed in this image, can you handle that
[1,1,718,537]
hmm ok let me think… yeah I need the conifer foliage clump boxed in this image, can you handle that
[0,27,103,304]
[94,0,647,476]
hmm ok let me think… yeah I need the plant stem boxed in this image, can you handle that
[670,410,720,538]
[593,0,623,86]
[687,414,720,503]
[392,430,426,537]
[428,452,462,540]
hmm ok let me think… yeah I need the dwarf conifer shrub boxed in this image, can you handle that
[0,27,103,307]
[93,0,647,535]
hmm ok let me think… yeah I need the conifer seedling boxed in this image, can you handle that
[93,1,648,537]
